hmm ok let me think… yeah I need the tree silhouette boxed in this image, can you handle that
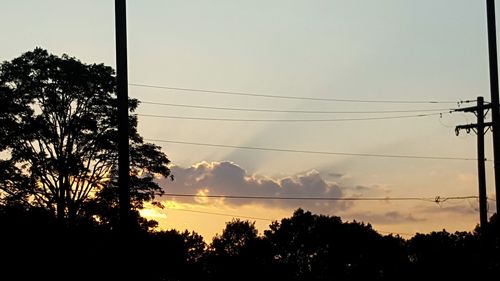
[264,209,410,280]
[210,219,258,256]
[0,48,171,226]
[0,81,33,205]
[202,219,277,281]
[0,160,32,205]
[408,230,480,280]
[129,229,207,281]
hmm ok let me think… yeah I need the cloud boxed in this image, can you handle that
[416,203,479,216]
[354,185,371,191]
[327,172,344,178]
[139,208,167,219]
[341,184,392,197]
[345,211,426,225]
[157,161,350,212]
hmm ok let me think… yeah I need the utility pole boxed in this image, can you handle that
[455,97,491,230]
[115,0,131,234]
[486,0,500,216]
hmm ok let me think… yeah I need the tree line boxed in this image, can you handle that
[1,204,499,281]
[1,49,499,280]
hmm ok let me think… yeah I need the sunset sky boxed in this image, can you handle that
[2,0,499,240]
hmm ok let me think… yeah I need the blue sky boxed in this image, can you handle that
[1,0,497,239]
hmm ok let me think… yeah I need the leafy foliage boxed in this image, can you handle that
[210,218,258,256]
[0,48,171,226]
[264,209,410,280]
[408,230,480,280]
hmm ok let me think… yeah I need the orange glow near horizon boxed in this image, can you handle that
[140,197,482,241]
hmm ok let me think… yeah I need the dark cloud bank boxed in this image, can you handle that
[157,161,424,224]
[157,161,349,212]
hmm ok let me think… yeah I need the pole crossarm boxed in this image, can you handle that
[455,103,492,113]
[455,122,493,136]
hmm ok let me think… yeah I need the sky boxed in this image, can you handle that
[1,0,499,240]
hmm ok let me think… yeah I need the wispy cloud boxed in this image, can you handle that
[415,202,479,216]
[345,211,426,225]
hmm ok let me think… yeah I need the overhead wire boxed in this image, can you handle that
[163,193,478,203]
[131,83,481,234]
[165,207,273,221]
[145,138,481,161]
[139,100,454,114]
[137,112,449,122]
[129,83,460,104]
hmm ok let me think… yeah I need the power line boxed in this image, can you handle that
[139,100,454,114]
[145,138,481,161]
[137,112,447,122]
[130,83,459,104]
[166,207,273,221]
[165,207,415,237]
[163,193,478,203]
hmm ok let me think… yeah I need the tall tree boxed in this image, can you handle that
[210,219,258,257]
[204,219,279,281]
[0,48,171,225]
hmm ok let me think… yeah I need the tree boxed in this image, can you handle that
[204,219,275,281]
[0,48,171,226]
[408,230,480,280]
[0,80,33,205]
[264,209,410,280]
[129,229,206,281]
[0,159,31,205]
[210,219,258,256]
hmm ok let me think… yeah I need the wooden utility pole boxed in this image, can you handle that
[455,97,491,229]
[486,0,500,216]
[477,97,489,229]
[115,0,131,234]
